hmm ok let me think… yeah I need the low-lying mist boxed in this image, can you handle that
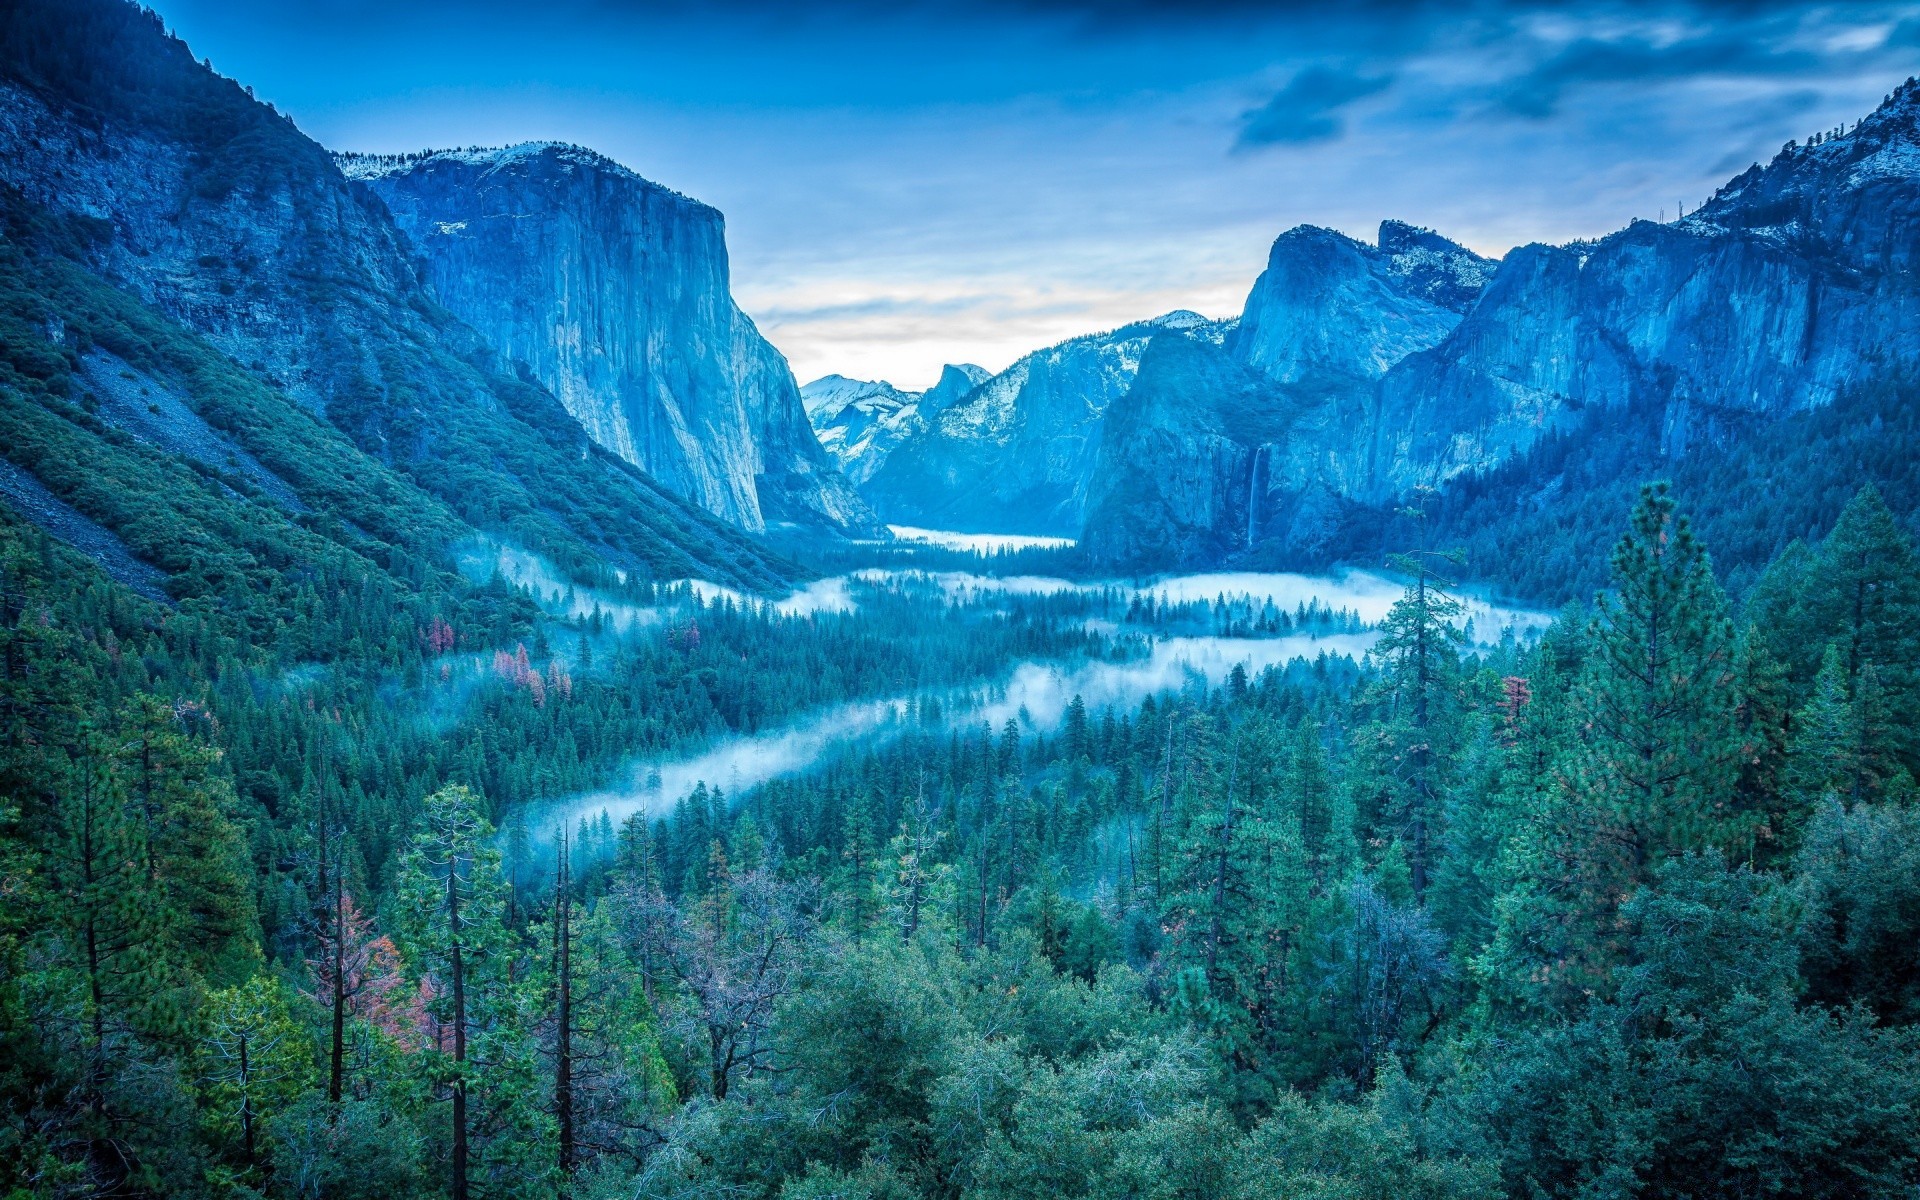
[475,531,1550,849]
[519,631,1384,843]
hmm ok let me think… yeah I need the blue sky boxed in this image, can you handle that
[154,0,1918,389]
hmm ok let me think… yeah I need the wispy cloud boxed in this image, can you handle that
[1493,30,1820,118]
[1236,67,1392,147]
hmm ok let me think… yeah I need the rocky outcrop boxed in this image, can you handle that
[1228,222,1487,393]
[343,145,877,535]
[860,313,1231,535]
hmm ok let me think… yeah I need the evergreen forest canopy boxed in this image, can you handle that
[7,449,1920,1198]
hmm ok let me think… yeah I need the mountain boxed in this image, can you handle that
[1081,84,1920,589]
[858,312,1232,535]
[844,222,1481,550]
[1229,220,1490,391]
[1370,86,1920,502]
[342,145,876,535]
[0,0,797,592]
[802,363,987,487]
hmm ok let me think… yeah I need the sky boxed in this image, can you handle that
[151,0,1920,389]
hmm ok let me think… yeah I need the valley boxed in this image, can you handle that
[2,2,1919,1198]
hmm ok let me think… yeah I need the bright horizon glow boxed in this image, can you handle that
[147,0,1920,389]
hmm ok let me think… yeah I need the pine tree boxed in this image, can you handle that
[1570,483,1745,870]
[113,695,257,983]
[1481,485,1746,1011]
[1810,486,1920,767]
[50,744,174,1122]
[394,784,508,1200]
[1784,644,1855,811]
[1369,550,1467,897]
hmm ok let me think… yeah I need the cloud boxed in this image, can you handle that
[1236,66,1392,148]
[1495,30,1818,118]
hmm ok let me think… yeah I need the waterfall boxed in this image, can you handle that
[1246,444,1268,549]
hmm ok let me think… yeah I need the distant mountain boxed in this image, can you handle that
[1079,221,1494,567]
[852,82,1920,595]
[801,364,987,487]
[858,312,1233,536]
[0,0,795,590]
[342,145,876,536]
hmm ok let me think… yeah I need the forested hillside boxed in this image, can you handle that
[6,416,1920,1197]
[0,0,801,591]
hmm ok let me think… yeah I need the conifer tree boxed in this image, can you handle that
[1570,483,1745,870]
[1368,549,1466,897]
[394,784,508,1200]
[1482,485,1745,1011]
[114,696,256,983]
[1810,486,1920,764]
[1784,644,1855,810]
[50,744,175,1124]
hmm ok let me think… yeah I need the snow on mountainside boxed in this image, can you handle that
[801,375,909,424]
[1376,220,1497,312]
[802,365,988,486]
[1689,76,1920,231]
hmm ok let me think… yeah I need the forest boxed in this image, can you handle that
[4,471,1920,1199]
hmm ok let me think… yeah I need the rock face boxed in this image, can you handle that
[1084,82,1920,568]
[1078,223,1490,568]
[859,313,1232,535]
[1079,335,1298,567]
[0,0,798,588]
[802,363,987,487]
[343,145,875,535]
[1372,83,1920,499]
[1229,221,1488,394]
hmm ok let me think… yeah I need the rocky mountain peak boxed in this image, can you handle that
[1376,220,1495,314]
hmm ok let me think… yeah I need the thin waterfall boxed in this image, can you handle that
[1245,444,1268,548]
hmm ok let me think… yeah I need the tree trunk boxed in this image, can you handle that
[448,869,469,1200]
[239,1034,256,1167]
[328,841,346,1106]
[1411,572,1430,899]
[555,837,576,1182]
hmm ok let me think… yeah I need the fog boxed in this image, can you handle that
[680,575,860,616]
[971,632,1380,731]
[462,539,663,632]
[490,530,1551,841]
[885,525,1077,552]
[523,692,922,837]
[854,565,1547,643]
[528,629,1381,838]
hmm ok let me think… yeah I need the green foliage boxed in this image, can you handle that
[5,318,1920,1200]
